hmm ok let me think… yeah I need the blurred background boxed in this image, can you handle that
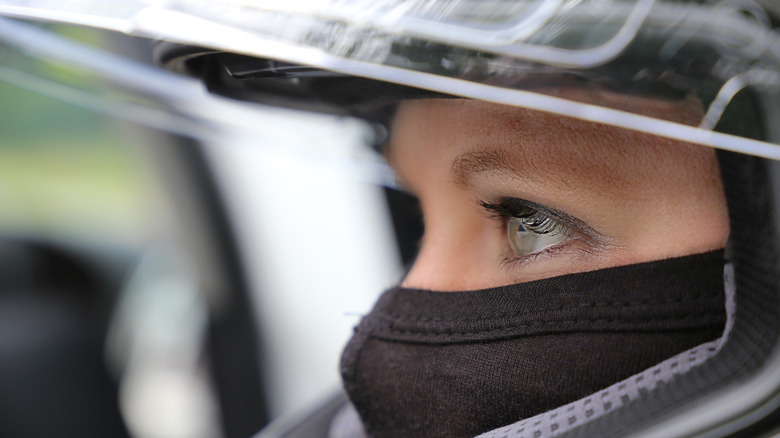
[0,21,412,438]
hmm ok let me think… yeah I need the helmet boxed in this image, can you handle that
[1,1,780,437]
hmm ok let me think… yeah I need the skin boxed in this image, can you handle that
[387,95,730,291]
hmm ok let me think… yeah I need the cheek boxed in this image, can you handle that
[592,147,729,260]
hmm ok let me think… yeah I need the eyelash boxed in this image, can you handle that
[479,199,566,231]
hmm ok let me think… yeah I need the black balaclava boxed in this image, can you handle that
[340,251,726,438]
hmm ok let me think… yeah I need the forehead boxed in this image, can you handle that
[388,97,712,197]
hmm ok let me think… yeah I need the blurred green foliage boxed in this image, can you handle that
[0,37,158,244]
[0,78,109,143]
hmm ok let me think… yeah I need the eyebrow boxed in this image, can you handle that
[451,149,536,189]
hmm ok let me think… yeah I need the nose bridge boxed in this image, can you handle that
[402,209,497,291]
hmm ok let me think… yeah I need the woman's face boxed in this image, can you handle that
[388,97,729,291]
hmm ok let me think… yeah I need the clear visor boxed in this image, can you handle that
[1,0,780,161]
[2,3,780,436]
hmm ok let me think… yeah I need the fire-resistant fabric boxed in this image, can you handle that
[340,251,726,438]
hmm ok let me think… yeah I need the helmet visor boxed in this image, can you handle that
[1,0,779,159]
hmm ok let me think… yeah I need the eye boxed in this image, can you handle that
[480,198,575,258]
[507,213,569,256]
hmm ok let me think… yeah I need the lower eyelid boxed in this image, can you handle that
[500,238,577,269]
